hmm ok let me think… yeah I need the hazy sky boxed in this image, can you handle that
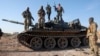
[0,0,100,33]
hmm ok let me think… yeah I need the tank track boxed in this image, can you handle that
[17,30,89,50]
[17,33,31,48]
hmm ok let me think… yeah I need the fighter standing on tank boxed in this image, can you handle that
[38,6,45,28]
[22,7,34,31]
[87,17,99,56]
[46,4,51,21]
[54,3,64,21]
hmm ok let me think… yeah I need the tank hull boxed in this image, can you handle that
[17,28,88,50]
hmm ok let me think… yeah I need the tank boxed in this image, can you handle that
[2,19,89,50]
[0,28,3,38]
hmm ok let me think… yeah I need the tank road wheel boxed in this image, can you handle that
[71,37,81,48]
[44,38,56,49]
[57,37,68,49]
[82,37,89,46]
[30,37,43,50]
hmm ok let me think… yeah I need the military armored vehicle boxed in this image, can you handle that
[2,19,88,50]
[0,28,3,38]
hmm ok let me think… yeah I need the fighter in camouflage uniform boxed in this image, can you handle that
[87,17,99,56]
[54,3,64,21]
[38,6,45,28]
[22,7,34,31]
[46,4,51,21]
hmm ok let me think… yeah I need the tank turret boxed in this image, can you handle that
[44,19,87,30]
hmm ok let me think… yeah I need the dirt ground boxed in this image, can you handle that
[0,32,100,56]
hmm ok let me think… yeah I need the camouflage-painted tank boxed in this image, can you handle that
[2,19,88,50]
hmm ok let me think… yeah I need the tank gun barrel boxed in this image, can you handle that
[2,19,34,27]
[2,19,24,25]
